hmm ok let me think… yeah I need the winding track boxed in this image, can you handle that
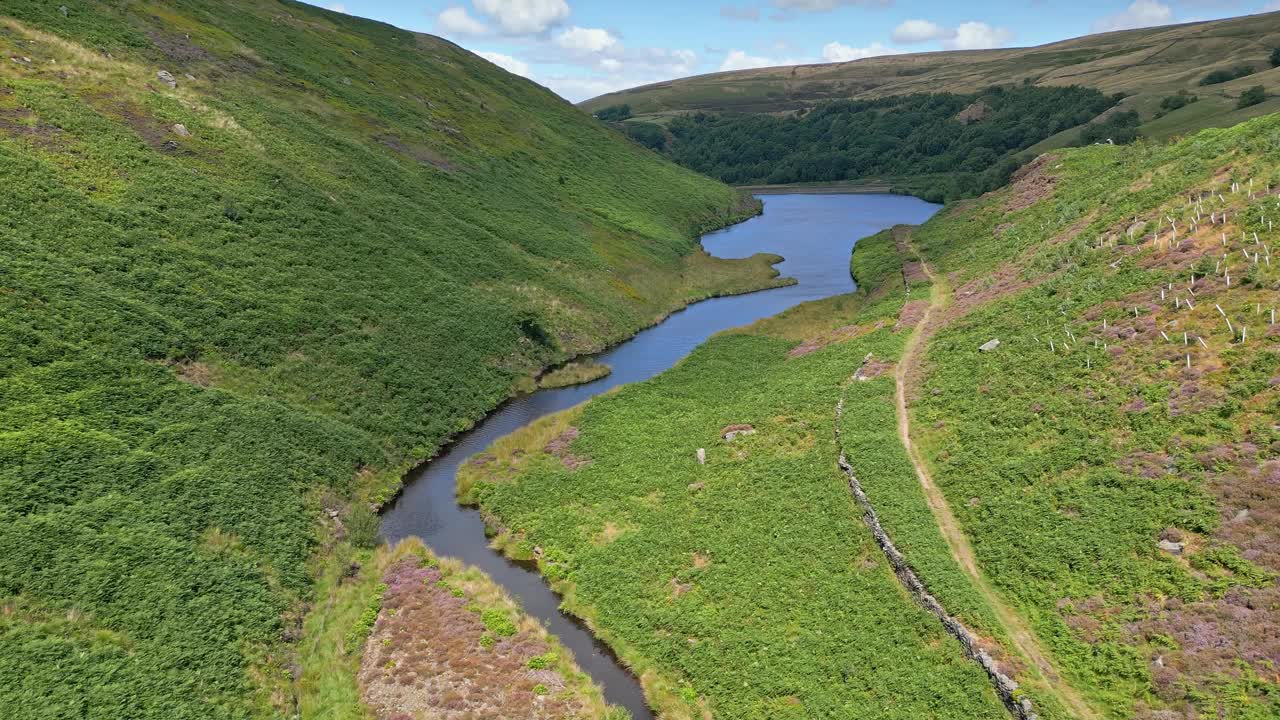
[890,229,1100,720]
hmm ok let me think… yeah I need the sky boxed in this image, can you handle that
[306,0,1280,102]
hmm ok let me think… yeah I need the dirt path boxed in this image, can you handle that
[893,231,1100,720]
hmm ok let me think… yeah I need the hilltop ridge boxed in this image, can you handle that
[584,12,1280,142]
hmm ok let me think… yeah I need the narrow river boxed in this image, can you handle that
[379,192,939,718]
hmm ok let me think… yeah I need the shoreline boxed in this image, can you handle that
[738,182,896,195]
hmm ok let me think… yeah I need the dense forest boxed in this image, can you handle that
[624,86,1123,201]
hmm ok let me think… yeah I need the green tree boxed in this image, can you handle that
[1200,64,1254,85]
[595,104,632,122]
[1237,85,1266,109]
[1159,93,1196,112]
[1270,47,1280,68]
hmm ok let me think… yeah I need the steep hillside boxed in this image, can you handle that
[462,114,1280,717]
[584,12,1280,142]
[0,2,778,718]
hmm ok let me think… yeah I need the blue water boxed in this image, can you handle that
[379,193,938,718]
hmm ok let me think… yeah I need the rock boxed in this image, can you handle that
[1231,508,1250,523]
[184,73,196,81]
[979,338,1001,352]
[687,482,705,492]
[161,139,179,152]
[156,70,177,88]
[59,5,68,17]
[327,509,339,519]
[171,123,191,137]
[1021,699,1034,713]
[340,77,352,86]
[1157,539,1184,555]
[720,424,756,441]
[696,448,706,465]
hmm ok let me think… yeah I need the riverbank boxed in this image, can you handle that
[737,181,894,195]
[295,197,788,719]
[457,249,1012,718]
[377,194,939,717]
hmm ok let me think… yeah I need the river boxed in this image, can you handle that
[379,192,939,718]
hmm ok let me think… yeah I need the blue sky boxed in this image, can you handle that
[307,1,1280,101]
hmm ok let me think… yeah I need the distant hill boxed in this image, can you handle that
[0,1,773,717]
[583,12,1280,142]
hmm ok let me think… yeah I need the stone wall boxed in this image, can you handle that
[835,363,1037,720]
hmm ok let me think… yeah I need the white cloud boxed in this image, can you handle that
[891,19,951,44]
[477,50,531,77]
[944,21,1014,50]
[474,0,570,35]
[720,49,781,70]
[554,26,620,53]
[436,6,490,35]
[821,41,902,62]
[600,57,623,71]
[327,3,347,13]
[540,74,640,101]
[1092,0,1174,32]
[884,19,1013,50]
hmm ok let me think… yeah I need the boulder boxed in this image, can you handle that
[696,448,706,465]
[1157,539,1184,555]
[979,338,1001,352]
[720,424,756,441]
[171,123,191,137]
[156,70,177,88]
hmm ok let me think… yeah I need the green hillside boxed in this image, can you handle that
[462,114,1280,717]
[585,12,1280,158]
[0,2,778,718]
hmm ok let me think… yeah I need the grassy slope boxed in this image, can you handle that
[907,117,1280,717]
[583,12,1280,141]
[465,114,1280,717]
[459,240,1014,719]
[0,2,780,718]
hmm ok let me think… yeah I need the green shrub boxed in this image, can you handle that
[595,104,633,122]
[1199,64,1254,85]
[481,608,517,637]
[1159,93,1197,112]
[1079,109,1141,145]
[526,651,557,669]
[344,583,387,654]
[1237,85,1266,109]
[346,504,381,549]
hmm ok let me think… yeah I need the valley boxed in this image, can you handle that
[3,2,1279,720]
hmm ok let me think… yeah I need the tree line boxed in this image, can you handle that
[601,85,1124,202]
